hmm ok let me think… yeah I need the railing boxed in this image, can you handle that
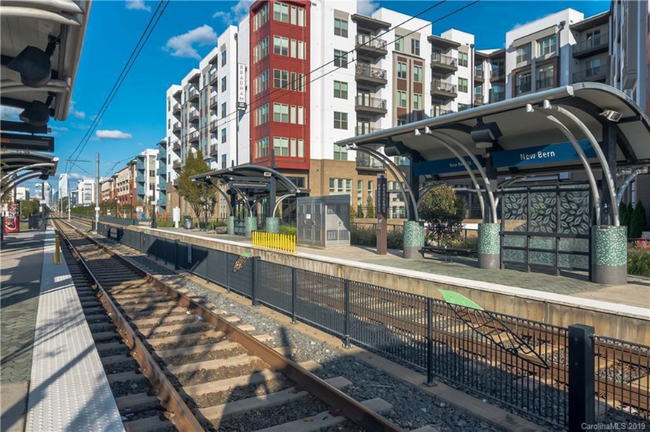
[72,213,139,226]
[210,119,219,131]
[356,34,387,51]
[188,87,199,100]
[536,77,554,90]
[573,65,607,82]
[172,103,180,113]
[172,122,180,131]
[430,107,455,117]
[189,108,199,121]
[491,90,506,103]
[210,95,219,107]
[355,95,386,110]
[355,125,379,135]
[431,53,457,67]
[474,67,484,79]
[431,80,457,94]
[173,160,181,170]
[491,68,505,80]
[252,231,296,253]
[355,64,387,81]
[96,222,650,429]
[573,33,608,54]
[172,141,181,152]
[209,67,218,83]
[189,131,199,142]
[474,92,483,103]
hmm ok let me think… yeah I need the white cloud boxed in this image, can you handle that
[164,25,217,60]
[357,0,378,15]
[70,100,86,119]
[0,106,22,121]
[51,126,69,132]
[95,129,132,140]
[213,0,253,25]
[125,0,151,12]
[68,173,85,180]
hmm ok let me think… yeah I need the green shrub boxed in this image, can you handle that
[629,201,647,239]
[620,202,632,229]
[156,220,175,228]
[449,236,479,250]
[279,224,297,236]
[357,203,364,218]
[628,247,650,276]
[351,226,403,250]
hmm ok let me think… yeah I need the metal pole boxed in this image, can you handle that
[426,297,434,386]
[568,324,595,431]
[95,153,100,231]
[252,257,260,306]
[291,267,297,324]
[343,280,351,348]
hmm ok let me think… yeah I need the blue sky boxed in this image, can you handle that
[12,0,609,192]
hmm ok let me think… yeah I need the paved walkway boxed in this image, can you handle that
[1,229,46,432]
[155,227,650,308]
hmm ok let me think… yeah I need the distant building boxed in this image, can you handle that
[69,190,78,208]
[76,179,96,206]
[135,148,159,214]
[58,173,69,199]
[15,187,30,201]
[34,182,52,205]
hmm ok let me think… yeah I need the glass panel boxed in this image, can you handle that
[529,251,556,266]
[529,192,557,233]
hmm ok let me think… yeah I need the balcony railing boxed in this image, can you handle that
[172,141,181,152]
[189,131,199,142]
[210,95,219,108]
[209,67,218,84]
[431,53,457,68]
[172,122,180,132]
[356,34,387,51]
[189,108,199,121]
[210,145,218,156]
[573,65,607,82]
[430,107,455,117]
[474,68,484,80]
[536,76,554,90]
[210,119,219,131]
[188,87,199,101]
[431,80,457,94]
[491,68,505,81]
[173,160,181,170]
[474,93,484,104]
[356,152,384,171]
[356,95,387,110]
[515,82,532,95]
[573,33,608,56]
[356,125,379,135]
[355,64,387,81]
[490,90,506,103]
[172,103,180,113]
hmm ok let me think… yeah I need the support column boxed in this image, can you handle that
[244,216,257,238]
[591,225,627,284]
[478,223,500,269]
[408,155,420,222]
[601,123,618,226]
[265,217,280,233]
[403,221,425,259]
[227,216,235,236]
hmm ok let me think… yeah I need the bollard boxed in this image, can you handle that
[343,280,350,348]
[291,267,297,324]
[54,233,61,265]
[568,324,595,431]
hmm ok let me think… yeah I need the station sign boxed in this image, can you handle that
[376,175,388,217]
[0,132,54,152]
[413,155,485,176]
[491,139,596,169]
[237,63,247,110]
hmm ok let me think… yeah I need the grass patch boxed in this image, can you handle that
[628,247,650,276]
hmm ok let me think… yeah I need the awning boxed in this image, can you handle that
[335,83,650,180]
[191,164,301,195]
[1,150,58,198]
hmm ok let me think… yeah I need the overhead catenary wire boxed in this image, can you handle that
[65,0,170,174]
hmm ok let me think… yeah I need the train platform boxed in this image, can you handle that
[1,226,124,432]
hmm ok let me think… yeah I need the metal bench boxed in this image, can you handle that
[419,245,477,262]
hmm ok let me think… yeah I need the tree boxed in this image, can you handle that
[419,185,465,245]
[357,203,364,218]
[177,151,212,222]
[629,201,647,239]
[367,200,375,218]
[620,202,630,229]
[349,205,356,222]
[19,200,39,219]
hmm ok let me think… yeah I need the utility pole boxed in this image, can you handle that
[95,153,100,231]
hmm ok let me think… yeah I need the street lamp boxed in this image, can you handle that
[152,187,158,228]
[129,193,133,220]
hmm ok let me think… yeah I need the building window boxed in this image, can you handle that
[273,103,289,123]
[221,49,227,66]
[411,38,420,56]
[254,37,269,63]
[290,5,297,25]
[395,35,404,52]
[334,81,348,99]
[586,58,601,76]
[334,18,348,37]
[413,93,423,111]
[297,8,304,26]
[290,138,297,156]
[253,3,269,31]
[221,76,227,92]
[413,65,423,82]
[586,30,601,46]
[397,61,407,79]
[516,43,531,63]
[256,137,269,158]
[221,102,227,118]
[334,144,347,160]
[274,35,289,56]
[334,112,348,129]
[515,71,532,95]
[273,2,289,23]
[458,52,468,67]
[397,91,407,108]
[255,103,269,126]
[458,77,468,93]
[273,136,289,156]
[298,139,304,157]
[334,50,348,68]
[273,69,289,88]
[458,103,469,111]
[298,106,304,124]
[221,128,227,143]
[221,154,227,168]
[298,41,305,59]
[537,35,557,56]
[537,63,554,89]
[255,70,269,94]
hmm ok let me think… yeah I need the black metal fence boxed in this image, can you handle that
[96,222,650,429]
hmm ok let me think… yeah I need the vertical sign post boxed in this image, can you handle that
[237,63,247,111]
[376,174,388,255]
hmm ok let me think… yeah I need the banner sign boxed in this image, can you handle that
[5,203,19,233]
[412,139,595,176]
[376,175,388,216]
[237,63,247,110]
[491,139,596,169]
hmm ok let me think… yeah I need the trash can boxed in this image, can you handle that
[183,216,192,230]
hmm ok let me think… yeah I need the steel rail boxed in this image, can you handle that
[55,218,404,432]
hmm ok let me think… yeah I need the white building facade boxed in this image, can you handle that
[76,179,96,206]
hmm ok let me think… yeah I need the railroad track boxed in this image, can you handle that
[53,218,404,432]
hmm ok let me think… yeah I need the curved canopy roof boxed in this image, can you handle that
[191,164,301,195]
[335,83,650,179]
[1,0,92,121]
[1,150,59,177]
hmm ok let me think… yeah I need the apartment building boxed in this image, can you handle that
[76,179,96,206]
[115,161,137,207]
[34,182,52,205]
[99,178,114,203]
[157,139,167,212]
[135,148,159,211]
[15,187,30,201]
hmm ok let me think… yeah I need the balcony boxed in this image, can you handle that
[474,93,484,106]
[572,33,608,59]
[356,152,384,172]
[430,107,455,117]
[158,179,166,192]
[172,178,179,187]
[210,94,219,109]
[355,125,379,135]
[474,68,485,82]
[430,80,457,99]
[490,68,505,82]
[172,122,181,134]
[188,87,199,102]
[210,145,218,157]
[173,160,181,171]
[189,108,199,122]
[189,131,199,143]
[172,103,180,115]
[136,158,144,171]
[355,95,387,115]
[210,119,219,132]
[355,64,387,86]
[573,65,607,83]
[209,67,218,84]
[355,34,387,58]
[430,53,457,73]
[490,90,506,103]
[172,141,181,153]
[536,77,555,91]
[136,185,145,197]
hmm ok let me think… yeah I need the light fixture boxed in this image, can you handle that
[600,110,622,122]
[7,46,52,88]
[470,122,502,143]
[19,101,49,127]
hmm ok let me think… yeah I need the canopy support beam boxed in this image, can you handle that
[273,193,296,218]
